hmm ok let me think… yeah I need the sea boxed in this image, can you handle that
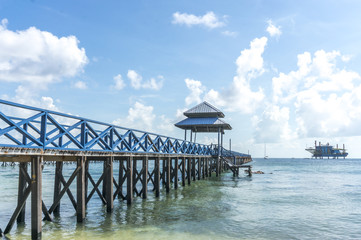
[0,158,361,240]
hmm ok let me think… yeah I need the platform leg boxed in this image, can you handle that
[77,156,86,222]
[105,156,113,212]
[166,157,170,193]
[17,162,28,223]
[142,156,148,199]
[181,157,186,186]
[127,156,133,205]
[155,157,160,197]
[31,156,42,240]
[174,158,178,189]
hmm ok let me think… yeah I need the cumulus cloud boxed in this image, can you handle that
[252,104,295,143]
[222,30,238,37]
[74,81,87,90]
[204,37,267,113]
[113,102,156,132]
[112,102,175,135]
[127,70,163,90]
[0,18,88,85]
[172,11,225,29]
[253,49,361,143]
[112,74,126,90]
[184,78,205,106]
[266,20,282,38]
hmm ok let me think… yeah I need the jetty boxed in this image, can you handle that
[0,99,251,239]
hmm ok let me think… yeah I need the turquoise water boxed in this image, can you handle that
[1,158,361,239]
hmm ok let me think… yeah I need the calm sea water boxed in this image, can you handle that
[1,158,361,240]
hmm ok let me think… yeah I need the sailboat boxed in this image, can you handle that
[264,143,268,159]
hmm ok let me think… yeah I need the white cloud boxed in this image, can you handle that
[127,70,163,90]
[113,102,156,132]
[0,18,88,85]
[74,81,87,90]
[112,74,126,90]
[184,78,205,106]
[222,30,238,37]
[255,49,361,143]
[13,85,59,111]
[252,104,295,143]
[172,11,225,29]
[112,102,177,135]
[266,20,282,38]
[204,37,267,113]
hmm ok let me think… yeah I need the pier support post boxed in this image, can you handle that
[205,158,209,177]
[174,158,178,189]
[105,156,114,212]
[127,156,133,205]
[155,157,160,197]
[17,162,28,223]
[31,155,42,240]
[142,156,148,199]
[162,158,166,186]
[181,157,186,186]
[53,161,63,214]
[197,158,201,180]
[187,157,191,185]
[118,159,124,199]
[201,158,205,179]
[192,158,196,181]
[77,156,86,222]
[166,157,171,193]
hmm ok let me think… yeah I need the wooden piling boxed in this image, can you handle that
[192,158,196,181]
[174,158,178,189]
[76,156,86,222]
[53,161,63,214]
[105,156,113,212]
[31,155,42,240]
[181,157,186,186]
[202,158,205,179]
[155,157,160,197]
[126,156,133,205]
[166,157,171,192]
[197,158,201,180]
[187,158,191,185]
[118,159,125,199]
[17,162,28,223]
[142,156,148,199]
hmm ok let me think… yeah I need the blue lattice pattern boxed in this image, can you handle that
[0,99,215,155]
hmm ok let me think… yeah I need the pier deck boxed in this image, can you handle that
[0,99,251,239]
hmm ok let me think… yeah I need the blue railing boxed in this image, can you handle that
[0,99,217,155]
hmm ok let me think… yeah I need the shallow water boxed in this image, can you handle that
[1,158,361,239]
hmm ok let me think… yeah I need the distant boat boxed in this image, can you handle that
[306,140,348,159]
[264,144,268,159]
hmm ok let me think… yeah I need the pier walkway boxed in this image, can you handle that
[0,99,251,239]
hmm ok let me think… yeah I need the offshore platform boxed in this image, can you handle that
[305,141,348,159]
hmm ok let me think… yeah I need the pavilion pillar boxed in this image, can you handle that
[217,127,220,177]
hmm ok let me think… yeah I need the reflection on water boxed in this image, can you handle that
[1,159,361,239]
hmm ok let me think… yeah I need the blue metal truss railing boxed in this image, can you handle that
[210,144,251,158]
[0,99,217,156]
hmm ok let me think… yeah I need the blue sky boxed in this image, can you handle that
[1,0,361,157]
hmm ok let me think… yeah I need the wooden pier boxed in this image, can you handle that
[0,99,252,239]
[0,152,251,239]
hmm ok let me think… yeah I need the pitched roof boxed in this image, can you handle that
[174,117,232,132]
[184,101,225,118]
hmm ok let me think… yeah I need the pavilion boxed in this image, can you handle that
[175,101,231,159]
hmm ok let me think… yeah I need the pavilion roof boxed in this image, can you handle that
[174,117,231,132]
[183,101,225,118]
